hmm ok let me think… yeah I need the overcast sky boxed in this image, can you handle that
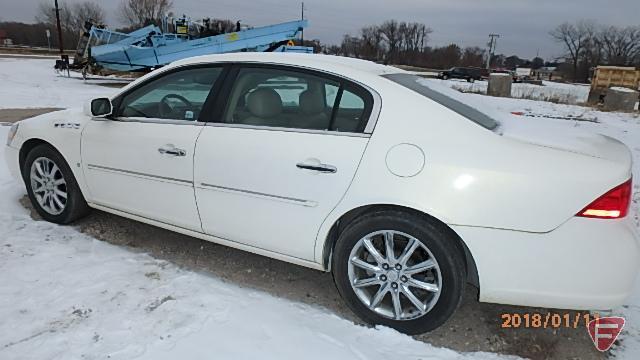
[3,0,639,59]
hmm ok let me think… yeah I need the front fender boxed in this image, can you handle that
[13,108,90,199]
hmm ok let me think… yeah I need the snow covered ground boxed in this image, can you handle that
[0,58,119,109]
[1,58,640,359]
[0,146,509,360]
[442,79,592,105]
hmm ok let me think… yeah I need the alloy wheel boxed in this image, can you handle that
[347,230,442,321]
[30,157,68,215]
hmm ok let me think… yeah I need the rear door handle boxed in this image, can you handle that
[296,162,337,173]
[158,145,186,157]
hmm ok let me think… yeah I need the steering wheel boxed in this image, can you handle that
[158,94,194,119]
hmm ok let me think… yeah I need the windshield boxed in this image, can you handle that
[382,73,499,130]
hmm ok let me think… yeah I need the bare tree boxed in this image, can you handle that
[599,25,640,66]
[360,25,384,61]
[323,44,340,55]
[460,47,485,67]
[36,1,104,31]
[393,22,432,65]
[578,23,604,81]
[339,35,362,58]
[550,20,596,81]
[70,2,105,29]
[379,20,401,63]
[431,43,462,68]
[531,56,545,69]
[35,1,101,49]
[119,0,173,27]
[400,22,431,52]
[36,1,73,31]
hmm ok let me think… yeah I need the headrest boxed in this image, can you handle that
[299,90,325,115]
[247,88,282,118]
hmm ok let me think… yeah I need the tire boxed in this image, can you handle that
[332,209,466,334]
[442,75,449,80]
[22,144,91,224]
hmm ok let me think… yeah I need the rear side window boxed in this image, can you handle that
[383,73,498,130]
[223,66,374,133]
[333,87,367,132]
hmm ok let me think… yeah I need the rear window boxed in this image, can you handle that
[382,73,499,130]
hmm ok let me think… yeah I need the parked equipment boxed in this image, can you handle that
[73,18,311,72]
[588,66,640,103]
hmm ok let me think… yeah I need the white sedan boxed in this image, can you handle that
[4,53,639,334]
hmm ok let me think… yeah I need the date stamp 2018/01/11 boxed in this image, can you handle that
[500,312,599,329]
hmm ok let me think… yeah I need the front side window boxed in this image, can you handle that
[117,67,223,121]
[224,67,372,132]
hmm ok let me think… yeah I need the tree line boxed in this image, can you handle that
[1,1,639,83]
[323,19,640,80]
[0,0,172,50]
[318,20,549,71]
[550,20,640,82]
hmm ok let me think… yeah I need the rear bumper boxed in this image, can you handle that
[454,216,640,310]
[4,145,21,180]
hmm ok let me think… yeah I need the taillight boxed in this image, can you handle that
[577,178,632,219]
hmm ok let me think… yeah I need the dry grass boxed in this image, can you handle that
[449,82,587,105]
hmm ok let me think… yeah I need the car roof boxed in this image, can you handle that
[168,52,405,79]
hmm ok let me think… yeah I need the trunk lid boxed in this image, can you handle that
[502,122,632,170]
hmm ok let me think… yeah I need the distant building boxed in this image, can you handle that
[532,66,560,81]
[0,30,12,46]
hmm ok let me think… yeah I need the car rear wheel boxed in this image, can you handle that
[332,209,466,334]
[23,144,91,224]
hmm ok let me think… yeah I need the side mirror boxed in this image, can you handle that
[88,98,113,118]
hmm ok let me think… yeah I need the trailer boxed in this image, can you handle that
[73,19,310,73]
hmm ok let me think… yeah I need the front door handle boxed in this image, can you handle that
[158,145,186,157]
[296,162,337,173]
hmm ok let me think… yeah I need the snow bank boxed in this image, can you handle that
[438,78,590,105]
[610,86,638,93]
[0,58,118,109]
[0,196,504,359]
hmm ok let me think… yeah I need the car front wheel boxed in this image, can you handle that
[332,210,466,334]
[23,144,91,224]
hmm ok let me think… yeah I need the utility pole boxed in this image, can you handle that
[54,0,64,58]
[486,33,500,70]
[300,2,305,43]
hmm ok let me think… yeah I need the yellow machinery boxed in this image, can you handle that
[589,66,640,103]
